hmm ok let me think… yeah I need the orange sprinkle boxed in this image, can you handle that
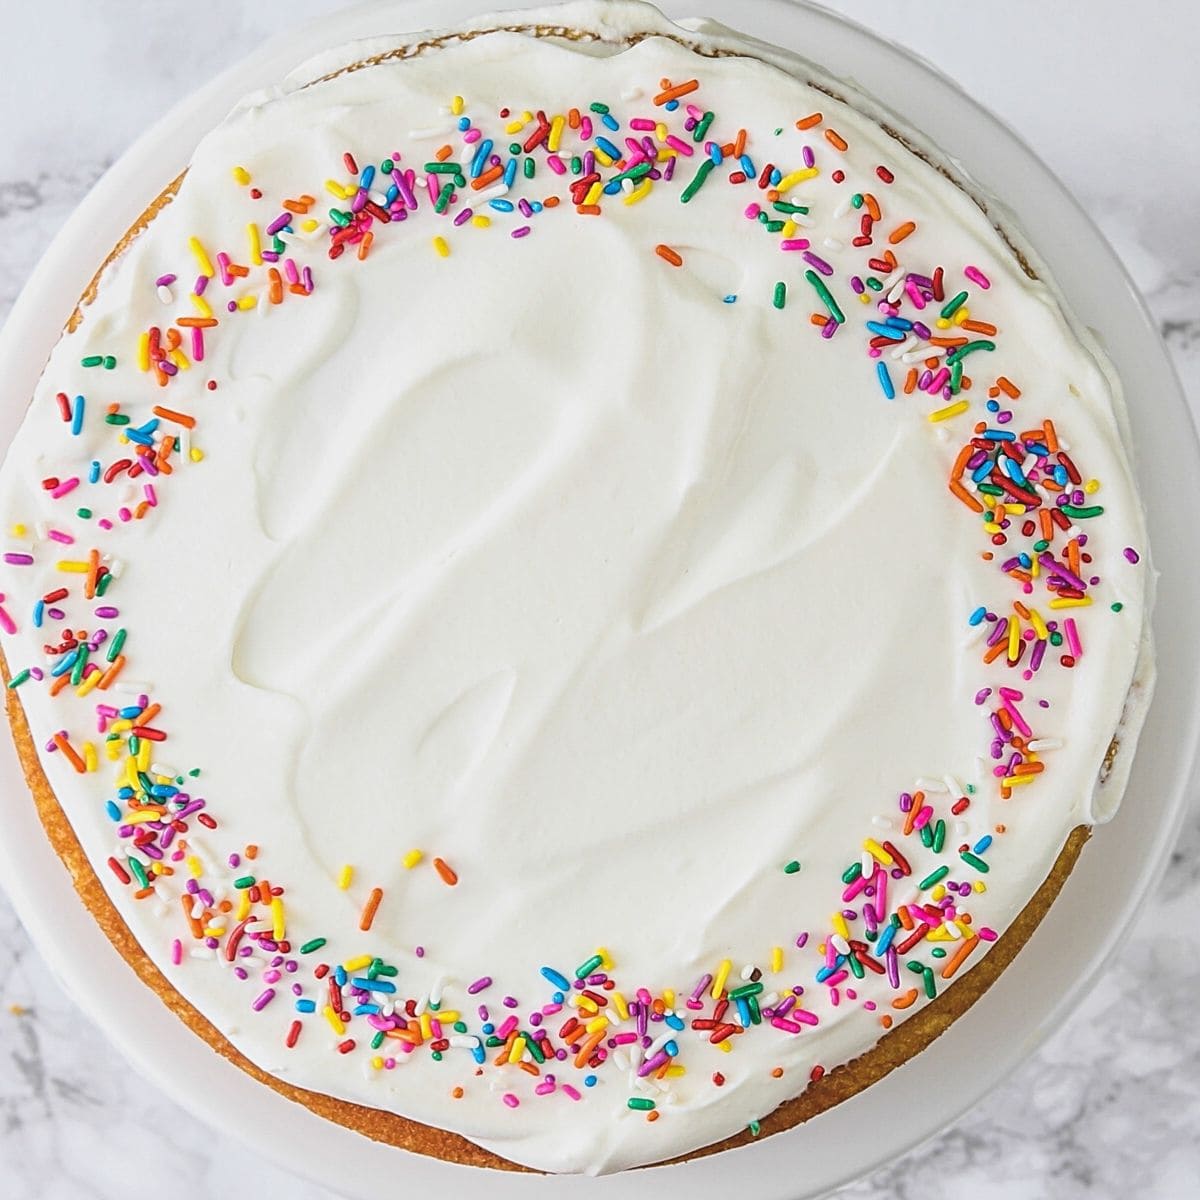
[983,640,1007,665]
[359,887,383,931]
[654,78,699,105]
[452,1086,464,1099]
[733,128,747,158]
[151,405,196,429]
[940,935,980,980]
[98,654,125,690]
[576,204,601,216]
[573,1030,605,1067]
[646,1110,660,1122]
[181,894,204,939]
[568,108,581,129]
[880,1014,894,1029]
[892,988,919,1010]
[132,702,161,727]
[997,375,1021,399]
[1043,419,1059,452]
[268,268,283,305]
[358,231,374,261]
[434,144,452,162]
[888,221,917,244]
[282,198,311,214]
[542,195,560,208]
[471,164,504,190]
[176,317,218,329]
[863,192,881,221]
[433,857,458,886]
[796,112,822,129]
[245,844,259,860]
[809,313,828,327]
[655,244,683,267]
[824,128,848,152]
[903,367,918,395]
[962,320,998,336]
[770,1066,784,1078]
[52,733,86,773]
[84,548,99,601]
[949,480,984,513]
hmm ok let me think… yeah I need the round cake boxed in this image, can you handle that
[0,0,1154,1175]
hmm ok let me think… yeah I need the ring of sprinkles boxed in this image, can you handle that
[0,58,1142,1137]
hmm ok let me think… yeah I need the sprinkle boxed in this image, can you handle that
[433,857,458,886]
[432,236,450,258]
[360,887,384,931]
[403,849,424,869]
[655,244,683,267]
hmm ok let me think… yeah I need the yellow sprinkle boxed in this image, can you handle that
[471,215,491,228]
[508,1035,527,1063]
[79,742,97,772]
[432,236,450,258]
[236,889,251,920]
[402,849,423,869]
[301,218,319,233]
[110,718,133,734]
[433,1011,460,1024]
[665,1064,686,1078]
[935,317,951,329]
[137,331,151,372]
[343,954,372,973]
[974,880,987,893]
[1048,597,1092,609]
[593,147,615,168]
[716,1039,733,1053]
[10,524,25,537]
[781,219,797,238]
[951,307,969,327]
[612,991,630,1021]
[419,1012,433,1040]
[574,994,599,1014]
[189,447,204,463]
[548,114,565,152]
[1029,608,1049,640]
[863,838,894,866]
[771,946,784,973]
[928,399,971,422]
[832,911,850,940]
[338,865,354,889]
[137,740,151,772]
[623,180,653,205]
[1007,616,1021,662]
[185,855,203,878]
[450,94,465,115]
[371,1055,384,1071]
[168,348,191,370]
[231,166,251,185]
[247,223,263,266]
[236,295,257,311]
[76,669,103,698]
[56,560,89,573]
[931,883,947,902]
[324,1005,346,1035]
[711,958,731,1000]
[103,738,120,762]
[982,522,1004,535]
[505,119,526,135]
[1084,479,1101,494]
[775,166,819,191]
[203,925,226,938]
[584,1016,608,1035]
[191,293,214,319]
[271,897,286,940]
[583,180,603,206]
[123,810,161,825]
[1003,772,1038,786]
[188,236,215,278]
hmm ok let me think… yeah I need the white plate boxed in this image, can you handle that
[0,1,1196,1195]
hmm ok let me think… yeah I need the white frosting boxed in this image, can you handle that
[0,1,1153,1175]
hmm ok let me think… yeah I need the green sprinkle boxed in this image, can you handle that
[847,953,864,979]
[977,483,1005,496]
[608,162,653,186]
[7,669,31,690]
[127,856,149,889]
[945,339,995,364]
[434,182,455,213]
[749,1120,762,1137]
[771,200,809,215]
[949,359,963,394]
[375,963,398,977]
[70,645,88,686]
[523,157,535,179]
[748,995,762,1024]
[841,861,861,884]
[773,281,787,309]
[76,508,92,519]
[727,981,764,1000]
[102,355,117,370]
[485,1035,503,1047]
[931,947,947,959]
[1033,538,1050,552]
[233,875,256,889]
[104,413,130,425]
[371,1031,385,1050]
[299,937,327,954]
[575,954,604,978]
[1112,602,1124,612]
[570,155,582,175]
[804,269,845,324]
[81,355,104,368]
[381,160,394,173]
[680,157,716,203]
[453,1021,468,1034]
[628,1097,656,1111]
[960,850,990,873]
[107,628,126,663]
[920,823,934,849]
[692,111,714,143]
[763,219,786,233]
[527,1036,546,1064]
[431,1051,443,1061]
[96,570,114,598]
[329,208,352,227]
[851,193,864,209]
[939,290,969,320]
[918,865,949,890]
[509,142,522,155]
[589,101,610,114]
[865,276,883,292]
[1060,504,1104,519]
[1050,631,1064,646]
[932,819,946,854]
[784,860,801,874]
[424,162,466,175]
[922,966,937,999]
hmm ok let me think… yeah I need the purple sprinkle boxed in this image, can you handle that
[511,226,531,239]
[467,976,492,994]
[1123,547,1140,564]
[95,605,119,619]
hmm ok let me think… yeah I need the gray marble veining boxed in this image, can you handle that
[1,2,1197,1197]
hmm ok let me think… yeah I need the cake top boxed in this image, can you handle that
[0,0,1150,1175]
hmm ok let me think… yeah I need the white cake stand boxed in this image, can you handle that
[0,2,1196,1196]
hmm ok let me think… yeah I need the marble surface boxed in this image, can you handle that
[0,1,1197,1196]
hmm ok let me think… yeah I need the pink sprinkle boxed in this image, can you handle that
[546,154,567,175]
[171,939,182,965]
[579,116,592,140]
[50,478,80,499]
[664,135,694,157]
[771,1017,802,1033]
[0,604,16,635]
[779,238,811,251]
[3,553,33,566]
[502,1093,519,1109]
[191,328,204,362]
[964,265,991,289]
[1064,617,1083,658]
[561,1085,581,1101]
[463,128,482,144]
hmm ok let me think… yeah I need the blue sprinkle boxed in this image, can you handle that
[600,112,619,132]
[50,647,79,677]
[874,922,898,957]
[71,395,85,436]
[88,460,101,483]
[663,1040,679,1057]
[353,1003,381,1015]
[105,800,121,821]
[530,201,543,213]
[968,606,987,626]
[384,183,399,205]
[482,1022,495,1035]
[472,1045,486,1064]
[734,997,751,1026]
[470,139,494,179]
[32,600,44,628]
[707,144,724,165]
[457,116,471,131]
[739,154,755,177]
[973,835,993,854]
[583,1074,598,1087]
[489,198,515,212]
[503,158,518,187]
[353,977,395,993]
[723,294,738,304]
[876,360,896,400]
[769,167,782,186]
[541,966,571,990]
[551,990,564,1004]
[665,1013,684,1030]
[117,786,134,799]
[983,428,1016,441]
[594,135,621,160]
[333,966,347,986]
[664,98,679,111]
[359,165,375,189]
[986,399,1000,413]
[295,999,316,1013]
[866,322,905,341]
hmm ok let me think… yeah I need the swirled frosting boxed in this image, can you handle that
[0,0,1152,1175]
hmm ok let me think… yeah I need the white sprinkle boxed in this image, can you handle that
[157,284,174,305]
[915,777,949,793]
[1027,737,1064,752]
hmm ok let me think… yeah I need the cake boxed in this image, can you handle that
[0,0,1154,1175]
